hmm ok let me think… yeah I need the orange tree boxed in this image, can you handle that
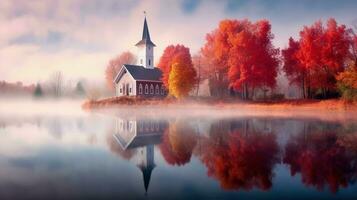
[157,44,193,88]
[168,61,196,99]
[158,44,196,98]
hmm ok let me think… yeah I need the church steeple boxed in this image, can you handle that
[136,17,156,47]
[137,145,156,195]
[136,15,155,69]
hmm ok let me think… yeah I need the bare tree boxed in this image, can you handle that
[50,71,63,97]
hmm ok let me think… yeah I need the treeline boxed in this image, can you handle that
[106,18,357,101]
[0,72,87,99]
[0,81,35,96]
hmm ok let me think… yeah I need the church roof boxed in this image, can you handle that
[135,17,156,47]
[113,132,163,150]
[115,64,162,82]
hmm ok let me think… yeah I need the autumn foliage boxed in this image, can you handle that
[159,121,197,166]
[168,62,196,99]
[158,44,196,98]
[201,19,279,99]
[157,45,194,87]
[336,65,357,101]
[105,51,136,90]
[283,131,357,193]
[282,18,351,98]
[198,121,279,191]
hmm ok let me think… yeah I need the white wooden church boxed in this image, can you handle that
[113,17,167,98]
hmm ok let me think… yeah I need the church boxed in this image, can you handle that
[113,17,167,98]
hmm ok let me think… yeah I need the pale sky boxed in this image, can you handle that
[0,0,357,84]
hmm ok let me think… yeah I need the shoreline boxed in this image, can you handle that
[82,96,357,113]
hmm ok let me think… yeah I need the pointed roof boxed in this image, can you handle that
[135,17,156,47]
[139,164,155,194]
[113,64,163,83]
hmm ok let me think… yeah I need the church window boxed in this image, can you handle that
[149,59,151,66]
[156,85,159,94]
[150,84,154,94]
[129,122,133,132]
[145,84,148,94]
[161,85,165,94]
[139,84,143,94]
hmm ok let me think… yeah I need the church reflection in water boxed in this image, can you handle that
[108,117,357,194]
[112,117,168,194]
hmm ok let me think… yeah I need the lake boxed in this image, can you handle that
[0,100,357,200]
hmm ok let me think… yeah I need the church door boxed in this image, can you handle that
[126,83,130,96]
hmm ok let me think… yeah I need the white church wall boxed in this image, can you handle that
[116,71,136,96]
[136,45,154,68]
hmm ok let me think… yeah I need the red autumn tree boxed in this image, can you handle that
[200,20,237,97]
[351,35,357,67]
[282,38,308,98]
[201,19,279,99]
[105,51,136,90]
[157,44,193,88]
[284,18,351,98]
[228,20,279,99]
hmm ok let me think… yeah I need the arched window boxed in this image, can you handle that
[161,85,165,95]
[150,84,154,94]
[145,84,148,94]
[140,59,143,64]
[149,59,151,66]
[155,85,159,94]
[139,84,143,94]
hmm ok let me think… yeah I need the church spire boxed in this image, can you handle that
[136,16,156,47]
[139,164,155,194]
[135,14,156,68]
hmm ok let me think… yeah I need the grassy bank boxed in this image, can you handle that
[82,96,357,112]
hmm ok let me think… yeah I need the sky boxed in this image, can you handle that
[1,0,357,85]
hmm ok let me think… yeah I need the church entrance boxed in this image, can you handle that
[125,83,130,96]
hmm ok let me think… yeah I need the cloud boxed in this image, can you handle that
[0,0,357,84]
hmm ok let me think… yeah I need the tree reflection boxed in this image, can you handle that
[159,121,197,166]
[283,125,357,193]
[198,120,280,191]
[106,133,137,160]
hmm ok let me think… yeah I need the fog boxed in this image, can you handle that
[1,98,356,123]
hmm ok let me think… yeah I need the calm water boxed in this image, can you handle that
[1,101,357,200]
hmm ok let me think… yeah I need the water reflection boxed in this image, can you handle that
[197,119,280,191]
[106,116,357,196]
[159,120,198,166]
[283,122,357,193]
[110,117,167,193]
[1,113,357,199]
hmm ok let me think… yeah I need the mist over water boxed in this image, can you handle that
[0,100,357,200]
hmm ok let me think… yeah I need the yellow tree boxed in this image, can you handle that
[168,61,196,99]
[336,65,357,101]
